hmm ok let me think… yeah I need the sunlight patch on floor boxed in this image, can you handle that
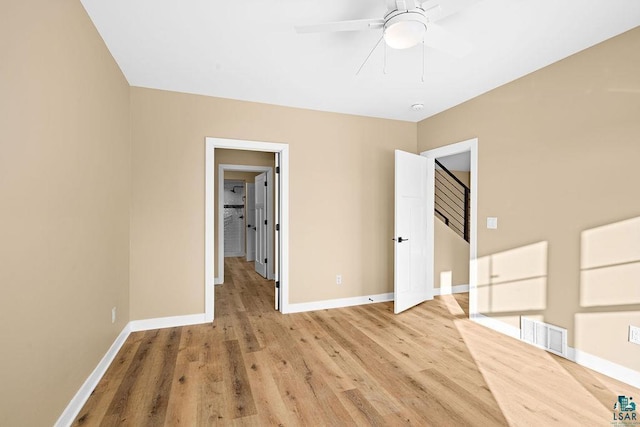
[439,294,466,317]
[452,318,636,426]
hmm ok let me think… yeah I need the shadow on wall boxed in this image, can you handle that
[575,216,640,371]
[477,241,549,326]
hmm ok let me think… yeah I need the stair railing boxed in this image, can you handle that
[434,159,470,242]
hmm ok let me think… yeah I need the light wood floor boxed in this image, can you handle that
[74,257,639,426]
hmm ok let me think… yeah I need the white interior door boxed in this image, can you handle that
[274,154,281,310]
[394,150,433,313]
[254,172,268,278]
[245,182,256,262]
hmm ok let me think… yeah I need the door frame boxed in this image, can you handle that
[205,137,289,321]
[420,138,478,318]
[245,182,256,262]
[218,166,273,280]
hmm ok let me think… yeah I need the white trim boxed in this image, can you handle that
[54,325,132,427]
[474,313,640,388]
[421,138,478,318]
[206,137,290,317]
[285,293,394,314]
[224,252,246,257]
[472,313,521,340]
[426,156,436,300]
[205,139,215,319]
[433,284,469,296]
[129,313,208,332]
[567,347,640,389]
[218,165,273,283]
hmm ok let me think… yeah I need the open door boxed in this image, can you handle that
[394,150,433,314]
[254,172,268,278]
[245,182,256,262]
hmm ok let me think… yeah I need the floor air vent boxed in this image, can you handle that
[520,317,567,357]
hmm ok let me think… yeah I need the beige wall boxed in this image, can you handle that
[0,1,131,425]
[434,219,470,289]
[130,88,416,319]
[451,171,470,187]
[224,171,263,182]
[418,27,640,371]
[434,169,470,289]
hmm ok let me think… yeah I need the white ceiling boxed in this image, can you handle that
[436,151,470,171]
[80,0,640,122]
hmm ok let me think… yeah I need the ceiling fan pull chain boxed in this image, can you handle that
[421,38,426,83]
[384,41,388,74]
[356,35,384,76]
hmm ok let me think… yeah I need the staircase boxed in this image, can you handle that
[435,159,470,242]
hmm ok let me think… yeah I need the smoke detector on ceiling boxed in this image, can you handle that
[411,103,424,111]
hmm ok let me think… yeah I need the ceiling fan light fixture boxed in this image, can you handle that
[383,12,427,49]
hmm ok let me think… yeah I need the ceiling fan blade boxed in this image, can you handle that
[420,0,479,22]
[423,23,472,57]
[295,19,384,34]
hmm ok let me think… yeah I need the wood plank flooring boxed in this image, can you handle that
[74,257,639,426]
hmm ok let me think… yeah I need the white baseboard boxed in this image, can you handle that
[285,292,394,314]
[56,312,209,426]
[224,252,245,257]
[284,286,468,314]
[433,284,469,296]
[129,313,209,332]
[54,324,132,427]
[567,347,640,389]
[214,276,223,285]
[472,313,640,389]
[472,313,521,339]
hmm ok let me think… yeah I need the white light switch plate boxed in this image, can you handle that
[487,217,498,229]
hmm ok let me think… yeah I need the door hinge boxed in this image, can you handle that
[275,166,280,174]
[264,258,267,263]
[275,224,280,231]
[275,281,280,289]
[264,181,267,187]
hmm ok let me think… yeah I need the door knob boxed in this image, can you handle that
[392,237,409,243]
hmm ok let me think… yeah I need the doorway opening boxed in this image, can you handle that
[421,138,478,318]
[223,179,247,258]
[205,138,290,321]
[219,164,274,281]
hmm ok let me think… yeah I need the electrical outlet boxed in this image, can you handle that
[630,325,640,345]
[336,275,342,285]
[112,307,117,324]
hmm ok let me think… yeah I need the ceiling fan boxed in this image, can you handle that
[295,0,475,75]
